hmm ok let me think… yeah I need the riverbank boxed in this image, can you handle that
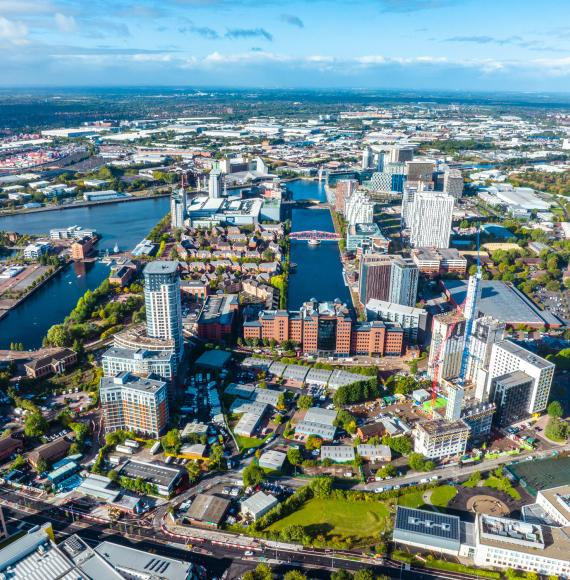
[0,189,171,218]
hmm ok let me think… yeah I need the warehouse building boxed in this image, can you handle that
[186,493,230,528]
[295,407,337,441]
[241,491,279,521]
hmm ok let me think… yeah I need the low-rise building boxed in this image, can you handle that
[320,445,355,463]
[71,236,96,260]
[186,493,231,527]
[366,299,428,345]
[411,247,467,276]
[24,348,77,379]
[28,437,71,469]
[258,450,287,471]
[414,419,470,459]
[295,407,337,441]
[356,444,391,462]
[116,459,184,497]
[196,294,239,341]
[241,491,278,521]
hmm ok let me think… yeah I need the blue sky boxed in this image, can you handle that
[1,0,570,90]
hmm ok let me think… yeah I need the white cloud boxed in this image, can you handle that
[54,13,77,33]
[0,16,29,45]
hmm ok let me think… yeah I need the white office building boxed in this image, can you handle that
[144,261,184,360]
[474,514,570,578]
[482,340,554,413]
[409,191,454,249]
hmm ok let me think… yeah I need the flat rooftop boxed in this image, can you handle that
[118,460,183,488]
[417,418,470,436]
[100,373,166,394]
[197,294,237,325]
[395,506,460,541]
[143,260,179,275]
[443,279,561,327]
[495,340,554,371]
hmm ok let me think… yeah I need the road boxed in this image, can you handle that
[0,483,499,580]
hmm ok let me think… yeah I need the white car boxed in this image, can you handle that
[244,551,254,556]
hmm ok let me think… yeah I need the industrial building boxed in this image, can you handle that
[241,491,279,521]
[186,493,230,527]
[295,407,337,440]
[443,279,562,329]
[116,459,184,497]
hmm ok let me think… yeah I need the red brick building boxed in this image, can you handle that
[244,299,403,356]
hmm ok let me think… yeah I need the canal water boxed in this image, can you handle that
[0,197,170,349]
[287,180,350,310]
[0,183,348,349]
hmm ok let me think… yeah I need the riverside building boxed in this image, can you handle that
[243,299,404,357]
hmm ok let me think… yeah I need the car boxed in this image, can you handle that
[244,551,254,556]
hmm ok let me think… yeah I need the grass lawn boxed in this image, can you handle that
[430,485,457,507]
[234,433,268,450]
[422,397,446,413]
[267,498,392,543]
[397,491,425,509]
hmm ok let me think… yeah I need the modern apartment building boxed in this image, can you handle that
[365,299,428,344]
[410,247,467,276]
[483,340,554,413]
[170,183,187,229]
[466,316,505,396]
[243,299,404,357]
[102,346,176,382]
[443,169,464,198]
[100,372,169,438]
[345,190,375,226]
[414,419,470,459]
[408,191,454,249]
[490,370,535,427]
[405,159,435,183]
[334,179,358,213]
[359,254,419,307]
[144,261,184,360]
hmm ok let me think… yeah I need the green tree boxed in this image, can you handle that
[331,571,353,580]
[548,400,564,418]
[297,394,313,410]
[353,571,375,580]
[242,563,273,580]
[161,429,181,454]
[305,435,323,451]
[35,457,50,474]
[44,324,71,347]
[287,447,303,466]
[310,476,332,498]
[243,463,265,488]
[376,463,396,478]
[284,571,306,580]
[209,443,224,470]
[186,460,202,483]
[24,412,48,438]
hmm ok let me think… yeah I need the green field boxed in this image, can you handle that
[267,498,392,543]
[397,485,457,509]
[430,485,457,507]
[233,433,269,450]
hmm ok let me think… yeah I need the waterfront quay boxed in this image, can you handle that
[0,196,169,349]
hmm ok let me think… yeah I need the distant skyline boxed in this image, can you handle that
[1,0,570,90]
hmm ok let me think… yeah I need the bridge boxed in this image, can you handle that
[289,230,341,241]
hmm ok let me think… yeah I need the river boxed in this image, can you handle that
[0,197,170,349]
[287,180,350,310]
